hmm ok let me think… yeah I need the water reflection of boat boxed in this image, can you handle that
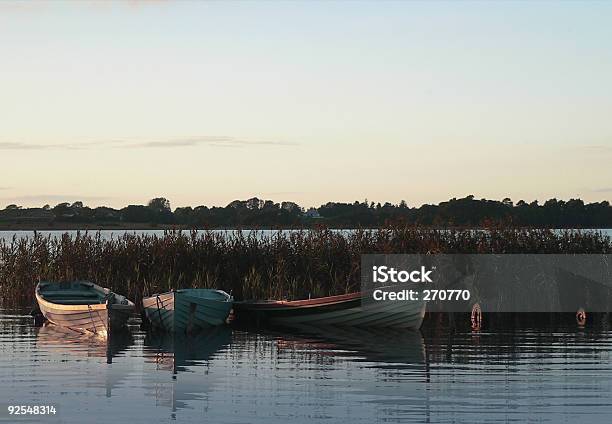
[230,326,429,405]
[143,326,232,370]
[35,323,134,397]
[265,325,426,366]
[35,322,133,363]
[141,327,232,413]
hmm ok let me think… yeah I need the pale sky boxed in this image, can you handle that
[1,1,611,209]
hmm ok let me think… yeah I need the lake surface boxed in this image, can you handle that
[2,309,612,423]
[0,229,344,242]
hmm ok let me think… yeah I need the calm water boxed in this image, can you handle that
[2,309,612,423]
[0,229,343,242]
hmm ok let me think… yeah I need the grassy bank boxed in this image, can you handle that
[1,227,610,307]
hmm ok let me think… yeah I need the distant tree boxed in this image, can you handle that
[245,197,263,210]
[227,200,246,209]
[121,205,154,223]
[93,206,119,222]
[49,202,75,221]
[281,201,301,213]
[174,207,194,225]
[2,195,612,229]
[262,200,278,210]
[147,197,171,212]
[52,203,72,215]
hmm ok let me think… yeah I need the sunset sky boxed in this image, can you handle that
[1,1,611,209]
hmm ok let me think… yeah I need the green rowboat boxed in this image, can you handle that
[142,289,233,333]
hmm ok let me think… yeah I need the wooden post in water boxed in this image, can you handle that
[107,301,113,364]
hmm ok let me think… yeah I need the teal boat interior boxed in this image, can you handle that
[177,288,232,301]
[38,281,109,305]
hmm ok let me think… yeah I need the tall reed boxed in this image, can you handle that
[1,227,610,306]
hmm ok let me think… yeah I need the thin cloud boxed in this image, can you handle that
[581,145,612,152]
[125,136,298,149]
[0,142,77,150]
[592,187,612,193]
[0,136,297,151]
[2,194,112,204]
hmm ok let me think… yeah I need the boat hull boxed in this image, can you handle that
[142,289,233,333]
[38,304,133,334]
[235,292,426,329]
[35,282,134,336]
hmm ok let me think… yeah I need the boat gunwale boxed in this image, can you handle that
[143,289,233,303]
[236,292,362,310]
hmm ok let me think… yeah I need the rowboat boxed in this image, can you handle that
[234,291,426,329]
[35,281,135,337]
[142,289,233,333]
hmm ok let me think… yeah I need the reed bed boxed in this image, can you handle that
[1,227,610,307]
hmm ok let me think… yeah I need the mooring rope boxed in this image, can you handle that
[87,304,109,334]
[155,295,164,327]
[87,304,98,334]
[96,307,108,333]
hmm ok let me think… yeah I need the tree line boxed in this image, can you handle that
[1,195,611,228]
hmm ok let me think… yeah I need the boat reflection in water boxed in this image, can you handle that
[36,322,133,362]
[269,325,426,368]
[141,324,428,420]
[228,325,430,419]
[141,327,232,414]
[35,323,134,397]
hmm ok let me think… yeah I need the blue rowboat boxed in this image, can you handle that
[142,289,233,333]
[35,281,135,337]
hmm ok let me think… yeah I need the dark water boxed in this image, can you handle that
[2,309,612,424]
